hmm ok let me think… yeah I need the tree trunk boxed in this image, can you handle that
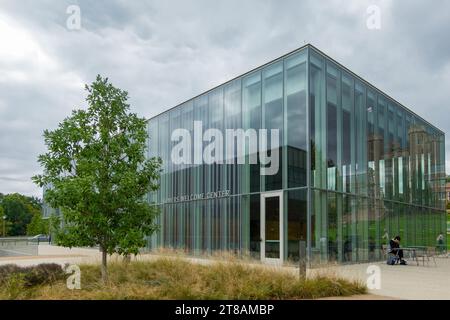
[101,247,108,283]
[123,254,131,264]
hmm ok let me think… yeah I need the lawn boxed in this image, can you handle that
[0,258,366,300]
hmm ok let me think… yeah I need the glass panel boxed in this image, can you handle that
[327,192,338,262]
[367,90,376,199]
[341,73,354,194]
[327,101,337,190]
[224,80,242,195]
[287,189,307,261]
[243,72,261,193]
[342,194,355,263]
[356,197,368,262]
[265,196,280,259]
[354,82,367,195]
[181,102,194,198]
[285,52,307,188]
[311,189,327,264]
[310,52,326,189]
[147,118,159,204]
[368,198,377,261]
[249,194,260,258]
[194,95,208,196]
[385,103,395,200]
[211,198,221,251]
[326,63,339,191]
[159,113,170,203]
[208,88,223,194]
[263,62,283,191]
[170,108,183,200]
[377,97,386,198]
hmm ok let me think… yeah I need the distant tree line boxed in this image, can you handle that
[0,193,48,237]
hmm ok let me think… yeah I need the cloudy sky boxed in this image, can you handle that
[0,0,449,198]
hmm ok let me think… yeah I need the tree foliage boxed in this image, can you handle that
[26,213,49,236]
[32,75,161,281]
[0,193,41,236]
[0,207,12,237]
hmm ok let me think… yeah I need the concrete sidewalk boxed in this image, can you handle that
[320,257,450,300]
[0,244,101,267]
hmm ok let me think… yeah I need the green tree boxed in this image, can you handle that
[0,207,12,237]
[26,213,49,236]
[33,75,161,282]
[1,193,41,236]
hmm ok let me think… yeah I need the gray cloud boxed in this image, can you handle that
[0,0,449,198]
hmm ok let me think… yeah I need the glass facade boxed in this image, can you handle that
[146,45,446,265]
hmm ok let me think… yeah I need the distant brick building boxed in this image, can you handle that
[446,181,450,202]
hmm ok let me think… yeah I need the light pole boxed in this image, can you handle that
[2,215,6,237]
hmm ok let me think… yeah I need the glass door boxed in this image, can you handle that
[261,191,283,264]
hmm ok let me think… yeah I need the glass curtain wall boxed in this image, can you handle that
[145,45,445,264]
[147,49,308,257]
[309,46,446,264]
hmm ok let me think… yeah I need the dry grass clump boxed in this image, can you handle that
[0,258,366,300]
[0,264,66,299]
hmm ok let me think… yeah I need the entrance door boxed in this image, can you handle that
[261,191,283,264]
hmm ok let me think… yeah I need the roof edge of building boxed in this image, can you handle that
[145,43,444,135]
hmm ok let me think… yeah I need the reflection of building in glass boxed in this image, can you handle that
[446,181,450,202]
[144,44,446,265]
[42,184,60,219]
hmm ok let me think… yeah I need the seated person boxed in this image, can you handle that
[389,235,406,265]
[436,233,445,254]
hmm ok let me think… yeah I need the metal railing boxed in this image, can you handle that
[0,237,38,257]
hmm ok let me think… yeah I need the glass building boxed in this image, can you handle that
[146,44,446,265]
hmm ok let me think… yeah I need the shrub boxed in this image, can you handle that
[0,259,367,300]
[3,273,26,300]
[0,263,65,287]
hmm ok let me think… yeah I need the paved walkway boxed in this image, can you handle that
[1,245,449,299]
[0,244,100,267]
[322,257,450,300]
